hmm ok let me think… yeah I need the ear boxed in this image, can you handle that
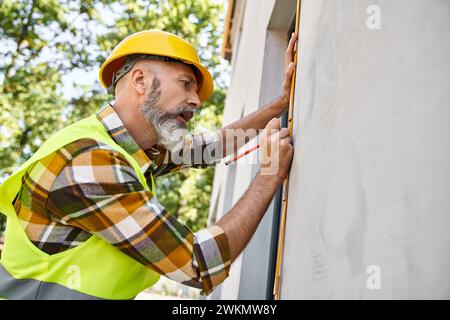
[129,66,152,96]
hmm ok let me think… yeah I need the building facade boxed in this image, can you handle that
[209,0,450,299]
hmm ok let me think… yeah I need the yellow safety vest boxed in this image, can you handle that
[0,114,160,299]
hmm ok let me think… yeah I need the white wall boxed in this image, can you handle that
[281,0,450,299]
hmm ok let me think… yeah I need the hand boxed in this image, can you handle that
[280,33,298,108]
[259,118,294,180]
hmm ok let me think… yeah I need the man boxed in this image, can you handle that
[0,30,296,299]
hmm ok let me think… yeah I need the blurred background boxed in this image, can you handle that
[0,0,230,300]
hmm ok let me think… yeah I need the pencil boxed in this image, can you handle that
[225,144,260,165]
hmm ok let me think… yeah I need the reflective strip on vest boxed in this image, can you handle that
[0,264,103,300]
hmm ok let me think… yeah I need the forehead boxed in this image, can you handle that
[138,59,200,87]
[174,62,199,82]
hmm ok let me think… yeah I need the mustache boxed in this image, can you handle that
[166,105,196,117]
[157,105,196,124]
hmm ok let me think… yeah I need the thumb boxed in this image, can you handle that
[265,118,281,132]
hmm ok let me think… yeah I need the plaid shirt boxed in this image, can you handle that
[13,104,230,295]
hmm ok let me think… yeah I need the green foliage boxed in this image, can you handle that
[0,0,227,234]
[0,64,65,177]
[0,0,104,179]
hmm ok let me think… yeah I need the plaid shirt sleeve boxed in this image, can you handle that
[152,130,223,177]
[46,145,231,295]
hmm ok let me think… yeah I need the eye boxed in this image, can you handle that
[179,79,191,89]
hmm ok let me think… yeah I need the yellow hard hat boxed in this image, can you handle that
[99,30,214,101]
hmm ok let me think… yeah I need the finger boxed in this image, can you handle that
[269,129,290,143]
[281,136,292,144]
[260,118,279,147]
[265,118,281,132]
[283,62,296,95]
[279,127,290,139]
[284,62,295,82]
[259,128,269,149]
[286,33,297,57]
[285,33,297,66]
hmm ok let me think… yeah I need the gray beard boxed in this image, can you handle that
[140,77,191,151]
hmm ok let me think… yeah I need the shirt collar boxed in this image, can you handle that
[96,104,158,173]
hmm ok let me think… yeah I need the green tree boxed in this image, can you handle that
[0,0,100,178]
[0,0,105,237]
[0,0,227,237]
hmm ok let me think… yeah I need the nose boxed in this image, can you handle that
[188,91,202,110]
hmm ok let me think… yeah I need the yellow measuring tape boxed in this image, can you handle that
[273,0,301,300]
